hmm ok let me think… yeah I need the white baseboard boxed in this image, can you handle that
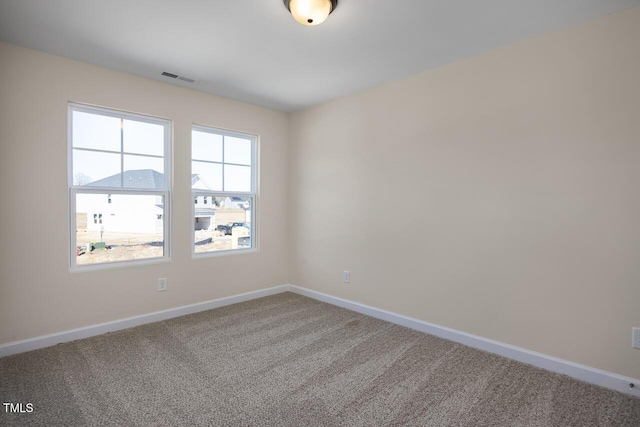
[288,285,640,398]
[2,283,638,398]
[0,285,290,358]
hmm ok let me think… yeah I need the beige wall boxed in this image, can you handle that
[0,42,289,344]
[289,7,640,378]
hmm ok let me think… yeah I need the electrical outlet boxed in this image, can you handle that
[343,271,350,284]
[158,278,167,292]
[633,327,640,349]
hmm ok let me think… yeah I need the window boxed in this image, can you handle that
[192,126,256,255]
[69,104,171,269]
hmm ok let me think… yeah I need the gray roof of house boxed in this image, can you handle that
[86,169,164,189]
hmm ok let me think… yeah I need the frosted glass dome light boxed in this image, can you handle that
[285,0,337,26]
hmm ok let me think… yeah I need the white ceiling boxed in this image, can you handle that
[1,0,638,111]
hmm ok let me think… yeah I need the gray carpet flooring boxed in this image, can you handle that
[1,292,639,426]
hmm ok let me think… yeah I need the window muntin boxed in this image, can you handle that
[192,126,256,255]
[69,104,171,270]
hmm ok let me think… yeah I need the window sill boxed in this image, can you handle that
[192,247,258,260]
[70,256,171,273]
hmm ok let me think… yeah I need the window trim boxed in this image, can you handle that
[68,103,172,272]
[191,124,258,258]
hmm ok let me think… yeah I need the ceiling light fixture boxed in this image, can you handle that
[283,0,337,26]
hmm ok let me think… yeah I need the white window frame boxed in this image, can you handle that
[68,103,172,271]
[192,125,258,258]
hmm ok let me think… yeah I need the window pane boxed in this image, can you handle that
[123,155,164,189]
[75,194,164,265]
[224,136,251,165]
[123,120,164,156]
[73,149,121,187]
[192,130,223,162]
[194,196,252,254]
[192,161,222,191]
[190,126,255,257]
[224,164,251,192]
[72,111,121,152]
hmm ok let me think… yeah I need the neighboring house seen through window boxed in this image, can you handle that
[192,125,256,254]
[69,104,171,269]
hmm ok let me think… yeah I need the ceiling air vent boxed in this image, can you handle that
[161,71,195,83]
